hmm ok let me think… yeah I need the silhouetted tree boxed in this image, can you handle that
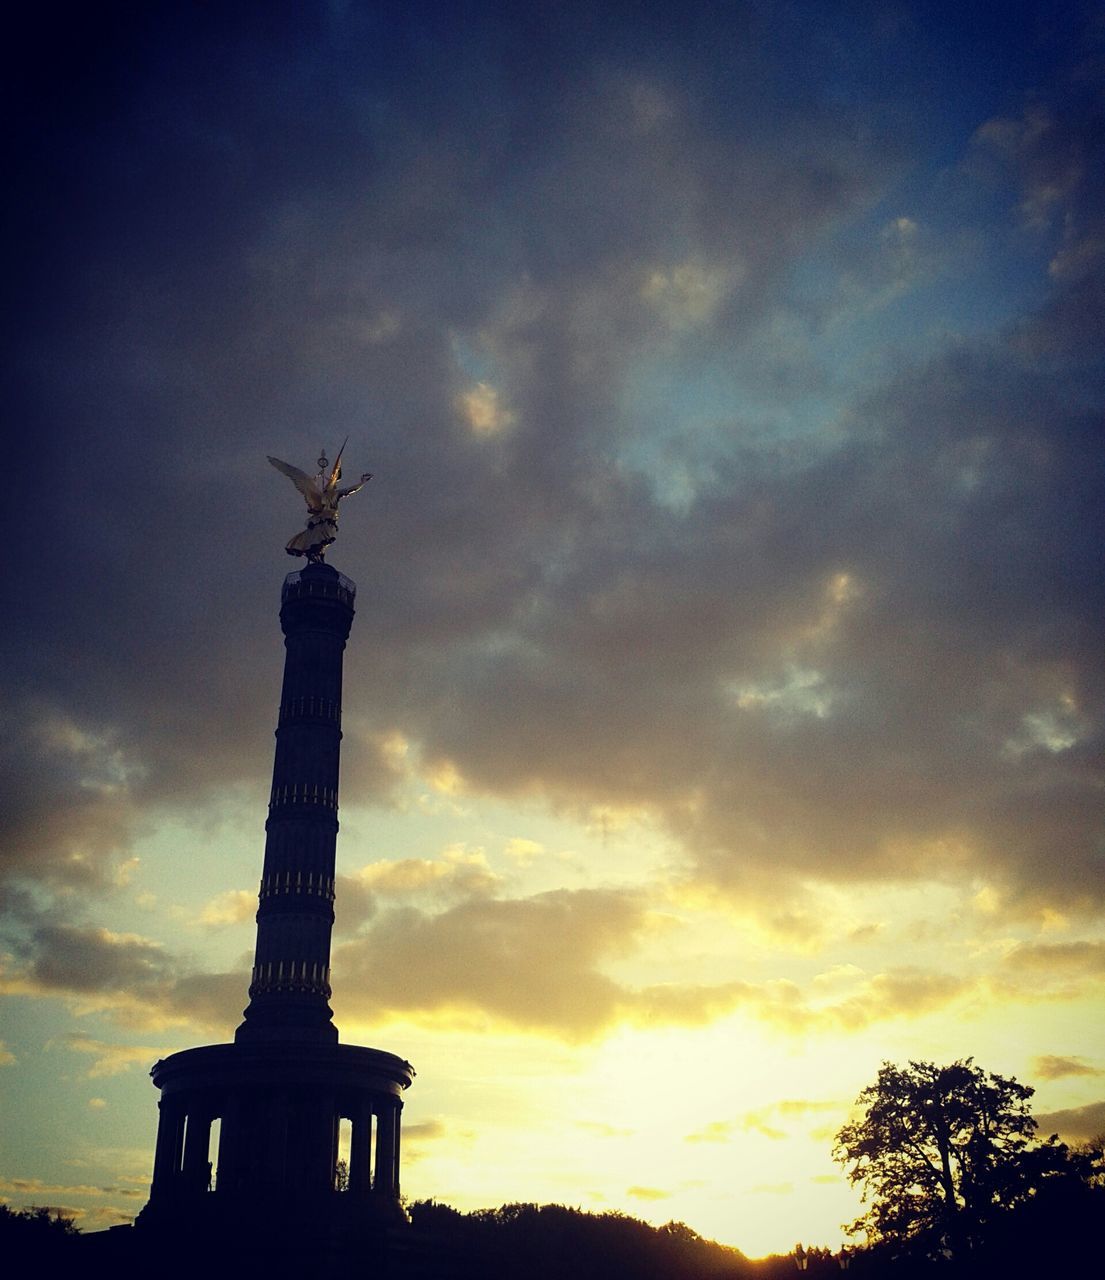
[0,1205,79,1265]
[407,1200,752,1280]
[1074,1130,1105,1186]
[834,1058,1097,1261]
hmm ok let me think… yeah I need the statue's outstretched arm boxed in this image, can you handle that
[268,455,321,504]
[337,473,373,500]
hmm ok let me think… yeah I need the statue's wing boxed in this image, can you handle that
[337,473,372,500]
[268,456,321,503]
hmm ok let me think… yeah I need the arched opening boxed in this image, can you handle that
[335,1116,352,1190]
[208,1116,222,1190]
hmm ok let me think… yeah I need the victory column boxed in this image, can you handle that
[136,447,414,1261]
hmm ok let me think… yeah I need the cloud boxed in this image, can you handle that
[334,889,643,1037]
[0,706,142,892]
[401,1119,451,1164]
[0,894,245,1034]
[55,1033,164,1079]
[353,275,1104,923]
[404,1119,447,1144]
[688,1099,844,1144]
[1033,1054,1102,1080]
[1034,1100,1105,1144]
[345,846,500,902]
[739,1113,786,1141]
[822,969,971,1031]
[504,838,545,865]
[641,258,742,328]
[0,1176,143,1200]
[0,858,988,1048]
[457,382,515,436]
[196,890,257,929]
[1004,942,1105,975]
[332,881,771,1038]
[21,925,175,996]
[685,1121,734,1144]
[334,845,501,937]
[331,876,982,1041]
[993,942,1105,1000]
[157,972,247,1032]
[627,1185,672,1201]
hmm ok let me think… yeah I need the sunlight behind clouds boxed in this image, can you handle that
[457,382,516,436]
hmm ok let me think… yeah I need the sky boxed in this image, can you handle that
[1,0,1104,1258]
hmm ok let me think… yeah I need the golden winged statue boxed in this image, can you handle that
[268,440,373,563]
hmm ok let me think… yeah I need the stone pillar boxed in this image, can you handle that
[349,1100,373,1194]
[182,1109,213,1191]
[375,1099,397,1198]
[216,1092,242,1194]
[330,1109,341,1190]
[314,1091,337,1192]
[394,1098,403,1199]
[151,1098,186,1196]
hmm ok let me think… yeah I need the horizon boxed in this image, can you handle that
[2,1,1104,1259]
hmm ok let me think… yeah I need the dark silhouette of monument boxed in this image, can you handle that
[136,555,414,1256]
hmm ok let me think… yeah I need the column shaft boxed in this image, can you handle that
[237,566,354,1045]
[375,1100,397,1197]
[182,1110,213,1190]
[350,1101,373,1194]
[151,1098,186,1195]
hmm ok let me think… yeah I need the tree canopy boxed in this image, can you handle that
[833,1058,1098,1259]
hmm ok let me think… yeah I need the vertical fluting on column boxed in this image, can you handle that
[237,564,356,1044]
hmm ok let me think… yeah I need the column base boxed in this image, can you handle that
[139,1039,414,1240]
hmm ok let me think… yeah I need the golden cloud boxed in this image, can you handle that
[346,845,499,900]
[627,1184,673,1201]
[504,837,545,864]
[697,1099,845,1145]
[57,1033,165,1079]
[684,1120,734,1144]
[1003,941,1105,977]
[1034,1100,1105,1144]
[0,1176,143,1200]
[196,889,256,929]
[328,876,981,1043]
[1032,1054,1102,1080]
[333,888,641,1038]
